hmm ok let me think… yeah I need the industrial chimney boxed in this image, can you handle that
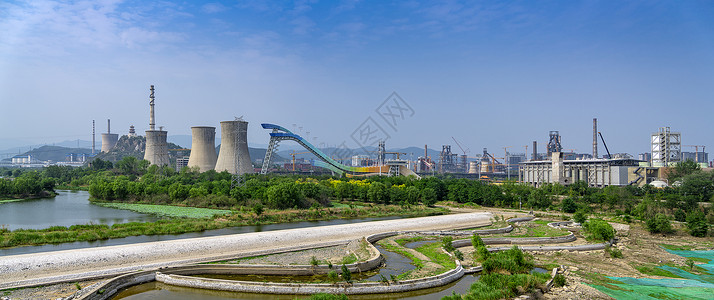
[187,126,218,172]
[593,118,598,159]
[144,85,169,166]
[215,119,253,175]
[101,119,119,152]
[532,141,537,161]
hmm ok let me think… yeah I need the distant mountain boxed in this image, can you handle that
[2,145,92,162]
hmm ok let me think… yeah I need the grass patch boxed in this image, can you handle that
[394,236,427,246]
[415,241,456,274]
[507,223,570,238]
[660,244,696,251]
[94,202,230,218]
[631,263,682,278]
[578,271,632,292]
[685,256,711,264]
[341,253,357,265]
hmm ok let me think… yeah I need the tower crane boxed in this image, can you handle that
[683,145,706,162]
[290,151,310,171]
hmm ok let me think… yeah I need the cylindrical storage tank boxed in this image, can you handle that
[215,120,253,175]
[468,161,479,174]
[144,130,169,166]
[480,158,490,173]
[101,133,119,152]
[187,126,217,172]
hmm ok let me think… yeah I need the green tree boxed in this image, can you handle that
[266,182,304,209]
[561,197,577,213]
[686,211,709,237]
[646,213,673,234]
[367,182,389,204]
[670,160,701,182]
[421,187,437,206]
[341,264,351,283]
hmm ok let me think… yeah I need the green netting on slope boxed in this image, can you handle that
[590,249,714,299]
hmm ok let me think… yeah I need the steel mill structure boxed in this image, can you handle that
[101,119,118,153]
[187,126,218,172]
[215,119,253,175]
[144,85,170,166]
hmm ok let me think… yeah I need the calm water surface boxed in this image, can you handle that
[0,190,158,231]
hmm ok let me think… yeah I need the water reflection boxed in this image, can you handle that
[0,190,158,231]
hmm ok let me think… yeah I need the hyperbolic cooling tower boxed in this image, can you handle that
[101,119,118,153]
[143,85,169,166]
[215,120,253,174]
[187,126,217,172]
[144,130,169,166]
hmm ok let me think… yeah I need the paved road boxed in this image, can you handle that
[0,212,491,289]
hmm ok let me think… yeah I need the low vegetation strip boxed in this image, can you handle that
[94,202,230,218]
[0,205,444,249]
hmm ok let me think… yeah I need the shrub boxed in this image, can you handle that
[442,236,455,252]
[582,218,615,241]
[310,256,319,267]
[606,246,623,258]
[454,249,464,261]
[561,197,577,213]
[327,270,339,283]
[686,211,709,237]
[573,210,587,224]
[482,246,533,274]
[476,245,490,261]
[553,274,566,287]
[252,203,264,216]
[341,264,351,283]
[471,234,485,248]
[674,209,687,222]
[646,213,673,234]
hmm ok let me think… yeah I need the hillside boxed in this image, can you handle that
[91,135,184,164]
[3,145,92,162]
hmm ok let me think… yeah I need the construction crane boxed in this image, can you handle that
[290,151,310,171]
[683,145,706,162]
[597,132,611,159]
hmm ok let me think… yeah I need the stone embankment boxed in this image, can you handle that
[0,212,492,289]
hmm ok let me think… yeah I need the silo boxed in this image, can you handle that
[215,120,253,174]
[101,119,118,152]
[187,126,217,172]
[468,161,479,174]
[144,130,169,166]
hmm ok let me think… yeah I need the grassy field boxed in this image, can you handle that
[94,202,230,218]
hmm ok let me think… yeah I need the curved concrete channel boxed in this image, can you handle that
[77,215,609,299]
[0,212,492,289]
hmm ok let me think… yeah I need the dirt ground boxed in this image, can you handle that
[1,279,104,300]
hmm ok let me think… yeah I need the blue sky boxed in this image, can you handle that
[1,1,713,157]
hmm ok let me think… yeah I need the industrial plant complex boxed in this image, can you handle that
[1,86,709,190]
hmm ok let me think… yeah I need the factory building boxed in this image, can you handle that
[519,152,657,187]
[651,127,681,166]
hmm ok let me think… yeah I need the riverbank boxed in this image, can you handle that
[0,203,447,249]
[0,212,492,289]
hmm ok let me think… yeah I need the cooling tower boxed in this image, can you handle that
[144,130,169,166]
[101,133,118,152]
[215,120,253,174]
[101,119,118,152]
[187,126,217,172]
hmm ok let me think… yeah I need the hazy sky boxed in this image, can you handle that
[1,1,712,157]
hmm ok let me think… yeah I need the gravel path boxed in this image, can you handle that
[0,212,491,289]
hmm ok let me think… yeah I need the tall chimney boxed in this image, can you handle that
[532,140,537,161]
[149,85,155,130]
[424,144,427,158]
[107,119,111,134]
[593,118,598,159]
[92,120,95,154]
